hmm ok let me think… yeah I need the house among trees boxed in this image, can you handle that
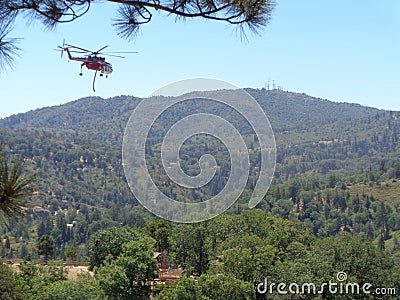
[153,252,167,270]
[32,206,50,218]
[153,252,182,282]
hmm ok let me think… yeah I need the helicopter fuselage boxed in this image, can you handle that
[84,56,113,74]
[65,48,113,75]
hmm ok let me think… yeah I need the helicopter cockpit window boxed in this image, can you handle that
[101,65,113,73]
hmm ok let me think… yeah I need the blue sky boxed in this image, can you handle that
[1,0,399,118]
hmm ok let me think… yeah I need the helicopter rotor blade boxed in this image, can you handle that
[104,51,138,54]
[93,45,109,55]
[102,54,126,58]
[61,39,65,58]
[98,51,138,58]
[56,39,66,58]
[68,50,90,54]
[55,48,88,59]
[64,44,91,53]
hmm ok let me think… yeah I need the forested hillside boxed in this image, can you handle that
[1,89,399,205]
[1,89,400,296]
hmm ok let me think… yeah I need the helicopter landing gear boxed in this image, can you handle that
[80,63,84,76]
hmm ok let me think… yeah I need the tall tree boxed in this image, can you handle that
[65,245,78,261]
[96,237,158,298]
[88,226,141,270]
[145,219,173,253]
[171,223,210,275]
[37,235,55,262]
[114,237,159,287]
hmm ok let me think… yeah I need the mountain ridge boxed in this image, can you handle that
[0,89,388,132]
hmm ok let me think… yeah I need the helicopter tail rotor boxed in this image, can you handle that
[54,39,66,58]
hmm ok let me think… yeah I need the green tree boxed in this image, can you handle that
[197,274,255,300]
[145,219,173,253]
[5,235,11,249]
[307,233,394,296]
[88,226,140,270]
[220,241,276,283]
[96,263,131,299]
[65,245,78,261]
[156,274,255,300]
[18,260,67,298]
[96,237,158,299]
[156,276,203,300]
[0,261,24,300]
[0,151,35,227]
[20,242,29,259]
[171,223,210,275]
[0,240,5,257]
[115,237,159,287]
[37,235,55,261]
[34,273,103,300]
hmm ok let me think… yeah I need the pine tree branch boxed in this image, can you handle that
[0,153,36,226]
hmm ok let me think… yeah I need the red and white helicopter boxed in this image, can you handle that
[56,41,137,91]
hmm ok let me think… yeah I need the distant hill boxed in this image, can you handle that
[1,89,399,209]
[0,90,383,134]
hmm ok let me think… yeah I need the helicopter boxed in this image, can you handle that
[56,41,137,92]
